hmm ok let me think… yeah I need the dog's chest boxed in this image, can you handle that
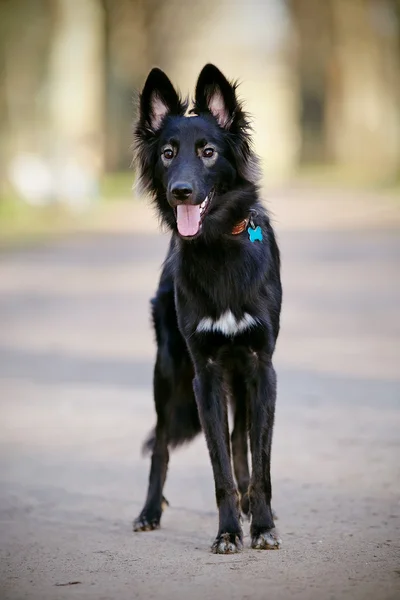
[196,310,257,336]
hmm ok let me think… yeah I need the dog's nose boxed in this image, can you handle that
[171,183,193,201]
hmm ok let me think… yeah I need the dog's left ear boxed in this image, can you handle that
[194,64,238,129]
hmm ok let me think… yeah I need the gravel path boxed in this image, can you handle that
[0,193,399,600]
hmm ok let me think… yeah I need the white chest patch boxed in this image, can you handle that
[196,310,258,336]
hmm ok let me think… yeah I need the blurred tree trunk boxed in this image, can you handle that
[291,0,333,164]
[0,2,9,195]
[103,0,149,172]
[0,0,51,197]
[326,0,400,177]
[48,0,105,203]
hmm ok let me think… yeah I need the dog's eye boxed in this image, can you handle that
[163,148,174,160]
[202,147,214,159]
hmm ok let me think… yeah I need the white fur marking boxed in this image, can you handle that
[196,310,258,336]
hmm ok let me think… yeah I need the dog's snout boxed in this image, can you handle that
[171,183,193,201]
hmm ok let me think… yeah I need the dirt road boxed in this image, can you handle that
[1,191,399,599]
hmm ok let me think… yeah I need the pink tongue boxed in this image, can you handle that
[176,204,201,237]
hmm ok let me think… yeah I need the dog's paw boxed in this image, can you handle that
[251,528,281,550]
[133,496,169,532]
[133,514,161,532]
[212,532,243,554]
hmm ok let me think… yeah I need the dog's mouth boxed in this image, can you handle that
[175,191,214,238]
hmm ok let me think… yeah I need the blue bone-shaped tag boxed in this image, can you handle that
[248,225,263,243]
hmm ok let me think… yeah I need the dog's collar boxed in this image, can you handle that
[231,218,249,235]
[231,210,263,243]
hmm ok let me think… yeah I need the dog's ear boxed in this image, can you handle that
[139,68,185,132]
[194,64,238,128]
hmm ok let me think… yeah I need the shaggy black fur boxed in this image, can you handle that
[133,64,282,553]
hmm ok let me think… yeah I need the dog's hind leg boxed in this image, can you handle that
[134,273,200,533]
[133,355,170,531]
[230,378,250,518]
[248,357,281,549]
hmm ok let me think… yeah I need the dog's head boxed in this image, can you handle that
[134,64,260,239]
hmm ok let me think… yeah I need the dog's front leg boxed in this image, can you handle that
[230,374,251,518]
[193,360,243,554]
[248,357,281,549]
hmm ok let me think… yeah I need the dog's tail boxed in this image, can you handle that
[141,428,156,455]
[141,403,202,456]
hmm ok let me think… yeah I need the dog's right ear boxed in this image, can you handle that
[139,68,185,132]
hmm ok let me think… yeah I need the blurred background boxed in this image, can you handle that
[0,2,400,599]
[0,0,399,237]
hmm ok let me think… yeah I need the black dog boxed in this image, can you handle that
[133,64,282,553]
